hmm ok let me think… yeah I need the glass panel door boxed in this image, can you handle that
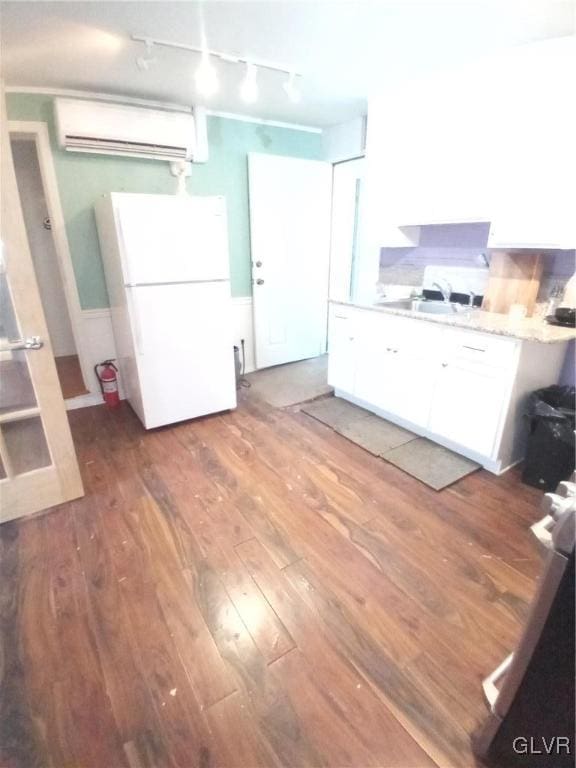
[0,85,83,522]
[0,268,52,477]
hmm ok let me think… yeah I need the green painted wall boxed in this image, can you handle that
[7,93,322,308]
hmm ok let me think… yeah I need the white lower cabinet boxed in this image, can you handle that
[353,310,444,429]
[428,361,508,457]
[327,303,568,473]
[354,312,397,411]
[355,349,436,427]
[392,352,437,427]
[327,310,357,394]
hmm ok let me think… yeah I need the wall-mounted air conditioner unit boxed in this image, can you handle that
[54,98,208,163]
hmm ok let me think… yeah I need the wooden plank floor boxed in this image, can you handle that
[0,394,544,768]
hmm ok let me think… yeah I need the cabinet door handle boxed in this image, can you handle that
[442,362,448,367]
[463,345,486,353]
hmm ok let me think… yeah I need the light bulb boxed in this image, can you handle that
[195,54,219,96]
[240,63,258,104]
[283,72,301,103]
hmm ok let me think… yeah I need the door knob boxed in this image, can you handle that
[256,278,265,285]
[255,260,263,268]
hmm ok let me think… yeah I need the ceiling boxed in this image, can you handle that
[1,1,574,127]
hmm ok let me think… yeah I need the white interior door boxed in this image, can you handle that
[0,85,83,522]
[248,153,331,369]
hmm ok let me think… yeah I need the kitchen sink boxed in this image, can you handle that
[376,299,470,315]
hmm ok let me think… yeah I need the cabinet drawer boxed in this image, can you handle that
[329,304,361,325]
[442,329,519,369]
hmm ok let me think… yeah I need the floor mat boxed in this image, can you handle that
[384,437,481,491]
[302,396,480,490]
[302,397,415,455]
[246,355,332,408]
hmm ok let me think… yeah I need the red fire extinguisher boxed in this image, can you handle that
[94,360,120,408]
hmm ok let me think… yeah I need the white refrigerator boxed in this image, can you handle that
[95,192,237,429]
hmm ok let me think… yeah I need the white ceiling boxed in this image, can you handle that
[1,1,574,127]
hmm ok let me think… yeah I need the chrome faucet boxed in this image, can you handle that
[432,280,452,303]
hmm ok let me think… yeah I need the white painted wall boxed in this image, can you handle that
[322,116,366,163]
[11,139,77,357]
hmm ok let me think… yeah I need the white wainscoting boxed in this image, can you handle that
[76,296,256,409]
[230,296,256,374]
[80,308,120,396]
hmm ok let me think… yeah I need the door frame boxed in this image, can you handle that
[8,120,90,393]
[328,155,365,303]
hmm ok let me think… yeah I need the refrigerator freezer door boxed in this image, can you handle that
[115,194,230,285]
[128,281,236,428]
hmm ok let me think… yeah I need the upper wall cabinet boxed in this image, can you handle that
[365,37,576,249]
[486,37,576,249]
[365,63,493,239]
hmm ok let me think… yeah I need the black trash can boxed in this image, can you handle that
[522,385,576,491]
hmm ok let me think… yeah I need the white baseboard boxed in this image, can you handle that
[65,392,104,410]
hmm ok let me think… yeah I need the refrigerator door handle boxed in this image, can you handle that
[127,289,144,356]
[116,210,133,286]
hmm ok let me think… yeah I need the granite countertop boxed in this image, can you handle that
[330,300,576,344]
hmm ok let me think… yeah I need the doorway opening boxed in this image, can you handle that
[328,156,364,303]
[9,128,88,401]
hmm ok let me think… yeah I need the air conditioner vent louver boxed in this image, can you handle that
[65,135,189,159]
[55,98,206,163]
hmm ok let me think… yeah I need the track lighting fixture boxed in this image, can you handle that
[240,63,258,104]
[283,72,301,103]
[132,34,302,105]
[136,39,156,71]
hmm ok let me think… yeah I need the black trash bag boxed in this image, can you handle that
[522,385,576,491]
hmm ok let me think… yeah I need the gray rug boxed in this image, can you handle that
[302,397,480,491]
[246,355,332,408]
